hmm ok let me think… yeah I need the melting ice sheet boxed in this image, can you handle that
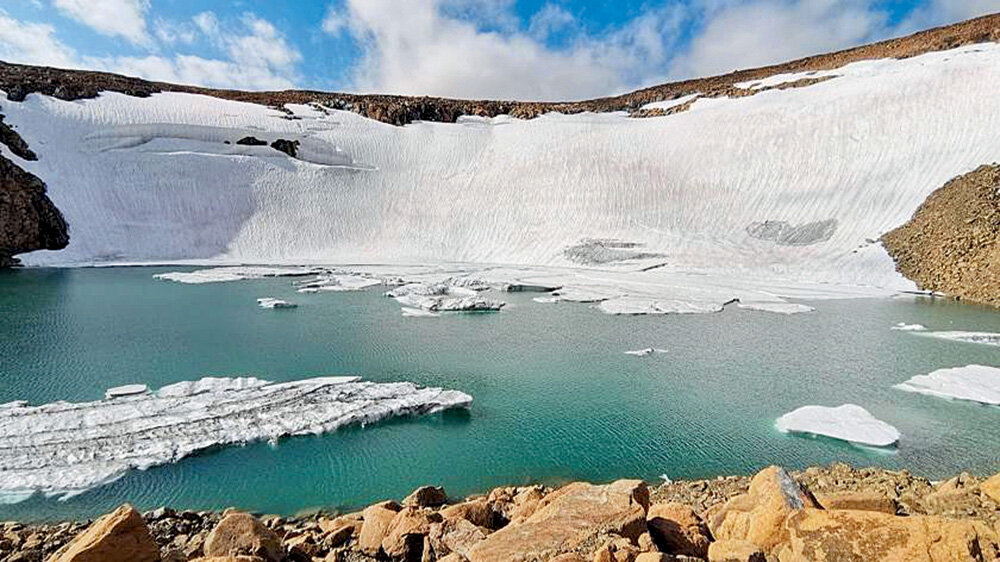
[775,404,901,447]
[0,376,472,503]
[895,365,1000,405]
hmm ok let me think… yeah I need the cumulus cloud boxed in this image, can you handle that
[53,0,152,46]
[897,0,1000,32]
[0,13,79,69]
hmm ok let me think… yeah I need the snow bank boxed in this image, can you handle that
[775,404,900,447]
[257,297,296,309]
[0,376,472,502]
[154,267,319,284]
[894,365,1000,405]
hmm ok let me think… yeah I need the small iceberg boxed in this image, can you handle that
[386,283,505,312]
[894,365,1000,405]
[0,376,472,502]
[532,296,560,304]
[257,297,297,309]
[154,266,319,284]
[737,301,815,314]
[775,404,900,447]
[401,307,440,318]
[296,274,381,293]
[918,331,1000,347]
[624,348,668,357]
[891,322,927,331]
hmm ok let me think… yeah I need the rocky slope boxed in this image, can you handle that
[883,163,1000,306]
[5,464,1000,562]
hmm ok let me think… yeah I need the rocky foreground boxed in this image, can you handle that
[5,464,1000,562]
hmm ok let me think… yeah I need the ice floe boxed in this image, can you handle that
[0,376,472,502]
[401,307,440,318]
[105,384,149,399]
[386,283,504,312]
[257,297,297,309]
[736,301,815,314]
[917,331,1000,346]
[624,348,668,357]
[891,322,927,331]
[894,365,1000,405]
[154,267,319,284]
[296,274,381,293]
[775,404,900,447]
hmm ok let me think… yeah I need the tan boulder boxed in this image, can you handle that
[509,486,548,524]
[429,516,488,559]
[358,500,402,555]
[708,540,765,562]
[318,514,362,548]
[778,508,1000,561]
[442,499,503,530]
[404,486,449,508]
[646,502,710,558]
[190,558,265,562]
[636,532,656,552]
[48,504,159,562]
[468,479,649,562]
[813,491,897,514]
[437,554,470,562]
[982,473,1000,504]
[550,555,588,562]
[203,512,282,562]
[635,554,704,562]
[381,506,442,559]
[593,536,639,562]
[709,466,818,554]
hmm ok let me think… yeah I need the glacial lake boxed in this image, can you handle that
[1,266,999,521]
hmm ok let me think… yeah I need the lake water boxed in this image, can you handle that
[1,266,999,521]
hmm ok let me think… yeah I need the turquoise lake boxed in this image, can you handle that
[1,266,999,521]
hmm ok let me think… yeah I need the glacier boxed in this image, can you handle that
[775,404,901,447]
[6,44,1000,313]
[0,376,472,502]
[895,365,1000,405]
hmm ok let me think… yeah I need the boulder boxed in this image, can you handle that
[48,504,159,562]
[468,480,649,562]
[635,554,704,562]
[708,540,765,562]
[646,502,711,558]
[812,491,897,514]
[358,500,402,555]
[404,486,448,508]
[982,473,1000,504]
[709,466,818,554]
[318,513,362,548]
[593,536,639,562]
[778,508,1000,561]
[203,512,283,562]
[429,517,488,559]
[442,499,505,530]
[190,558,265,562]
[381,507,442,560]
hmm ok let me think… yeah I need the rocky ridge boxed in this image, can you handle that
[4,464,1000,562]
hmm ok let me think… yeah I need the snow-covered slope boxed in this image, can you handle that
[5,43,1000,309]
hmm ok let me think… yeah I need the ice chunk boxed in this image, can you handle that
[918,331,1000,346]
[296,274,381,293]
[775,404,900,447]
[401,307,440,318]
[624,348,668,356]
[154,267,319,284]
[386,283,502,312]
[0,376,472,502]
[737,301,815,314]
[105,384,149,399]
[532,296,560,304]
[257,297,297,309]
[894,365,1000,405]
[891,322,927,331]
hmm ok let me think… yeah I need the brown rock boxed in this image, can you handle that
[358,500,402,555]
[48,504,159,562]
[550,555,588,562]
[381,507,441,560]
[190,557,265,562]
[646,502,710,558]
[813,491,897,514]
[593,536,639,562]
[982,473,1000,504]
[708,540,765,562]
[468,480,649,562]
[778,508,1000,561]
[404,486,448,508]
[636,532,656,552]
[441,499,504,530]
[709,466,818,554]
[429,516,487,559]
[203,512,283,562]
[634,554,704,562]
[317,514,361,548]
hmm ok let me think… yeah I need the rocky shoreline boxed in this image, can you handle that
[5,463,999,562]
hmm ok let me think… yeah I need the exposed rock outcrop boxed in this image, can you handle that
[883,163,1000,306]
[0,140,68,267]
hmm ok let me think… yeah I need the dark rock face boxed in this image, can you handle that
[235,136,268,146]
[0,154,69,267]
[269,138,299,158]
[0,115,37,161]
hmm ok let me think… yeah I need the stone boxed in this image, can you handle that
[235,136,267,146]
[468,480,649,562]
[404,486,448,508]
[646,502,711,558]
[593,536,639,562]
[636,532,656,552]
[203,512,283,562]
[509,487,547,524]
[381,506,441,560]
[269,139,300,158]
[709,466,818,554]
[48,504,159,562]
[708,540,765,562]
[317,516,358,549]
[982,473,1000,504]
[778,508,1000,561]
[429,516,487,559]
[442,499,504,530]
[635,554,704,562]
[813,491,897,514]
[357,500,402,555]
[190,557,265,562]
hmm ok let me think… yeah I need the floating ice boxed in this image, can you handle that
[296,274,381,293]
[386,283,504,312]
[918,331,1000,346]
[532,296,560,304]
[105,384,149,399]
[624,348,668,357]
[0,376,472,502]
[155,267,319,284]
[894,365,1000,405]
[401,307,440,318]
[257,297,296,309]
[737,301,815,314]
[891,322,927,331]
[775,404,900,447]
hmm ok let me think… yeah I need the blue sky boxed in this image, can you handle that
[1,0,997,100]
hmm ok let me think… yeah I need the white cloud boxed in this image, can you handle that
[322,6,348,36]
[153,18,198,46]
[897,0,1000,32]
[52,0,152,46]
[0,13,79,69]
